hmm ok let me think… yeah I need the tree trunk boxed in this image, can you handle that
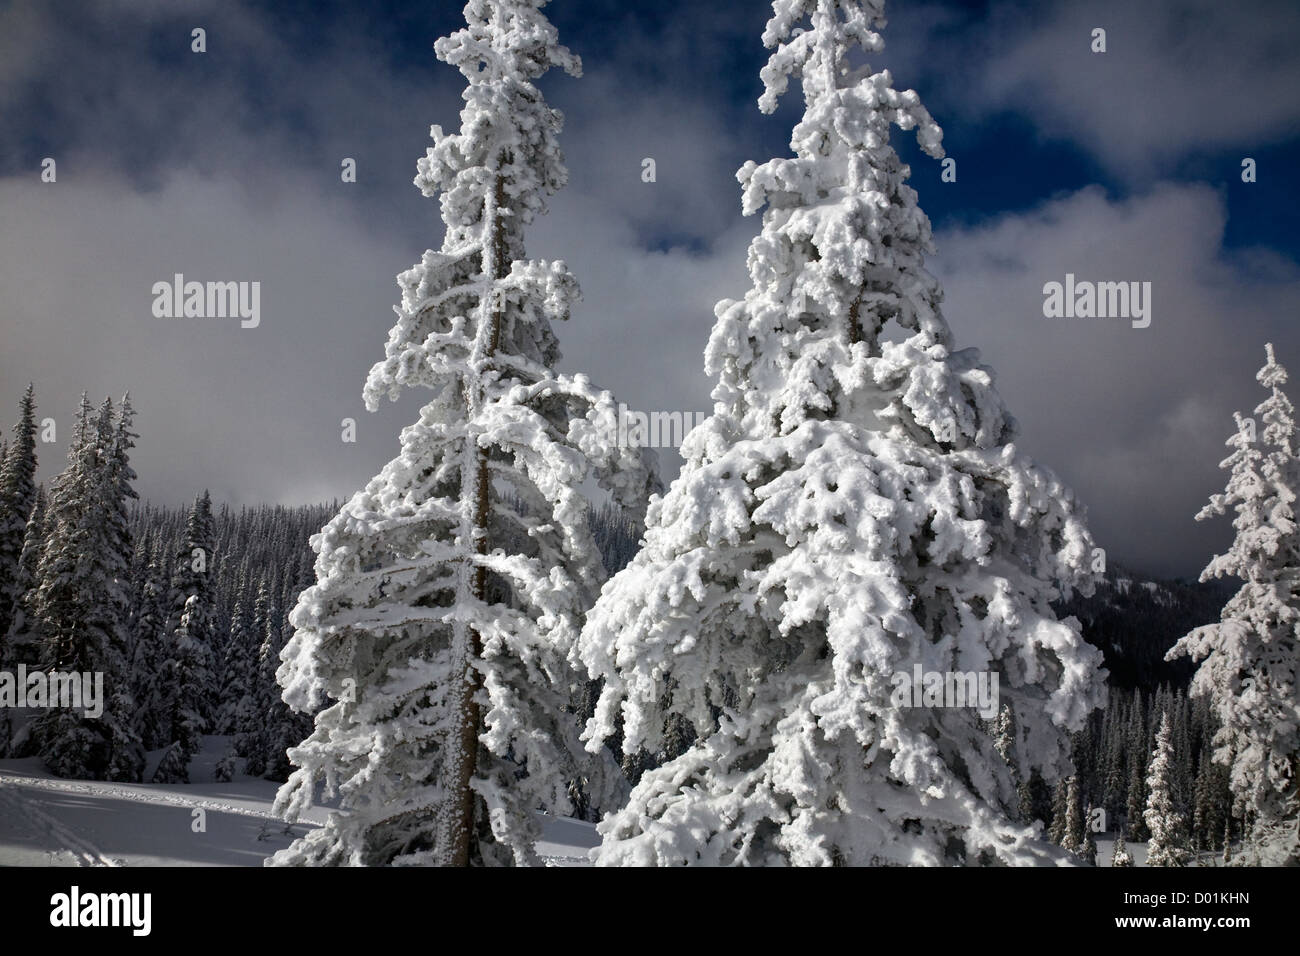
[445,169,509,866]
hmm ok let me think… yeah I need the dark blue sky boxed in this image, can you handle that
[1,0,1298,578]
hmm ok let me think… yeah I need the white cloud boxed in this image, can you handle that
[944,0,1300,177]
[932,182,1300,575]
[3,0,1299,581]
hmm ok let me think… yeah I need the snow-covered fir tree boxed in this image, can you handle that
[212,566,257,779]
[1100,735,1126,824]
[214,564,255,737]
[270,0,655,867]
[0,483,44,756]
[30,397,142,780]
[1144,711,1191,867]
[234,574,273,776]
[131,541,171,750]
[152,594,210,783]
[0,489,337,769]
[1061,775,1086,857]
[1169,343,1300,865]
[99,397,146,781]
[1,485,44,667]
[578,0,1106,866]
[1123,693,1150,841]
[1193,746,1230,851]
[1049,779,1069,845]
[1079,823,1098,866]
[1110,830,1132,867]
[0,384,38,639]
[1015,772,1038,826]
[148,495,220,781]
[165,491,217,726]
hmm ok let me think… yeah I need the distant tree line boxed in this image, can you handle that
[0,385,643,788]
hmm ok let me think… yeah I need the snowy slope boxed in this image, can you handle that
[0,736,597,867]
[3,737,1198,869]
[1,749,1195,868]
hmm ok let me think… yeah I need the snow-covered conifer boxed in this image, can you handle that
[1,484,45,669]
[270,0,654,867]
[1144,711,1191,867]
[579,0,1106,866]
[1168,344,1300,865]
[31,397,142,780]
[1062,776,1086,856]
[1101,745,1126,823]
[0,484,44,756]
[234,575,272,775]
[1110,831,1132,867]
[0,384,38,637]
[215,569,255,736]
[1124,697,1150,842]
[131,546,171,749]
[1015,774,1037,826]
[1193,747,1230,851]
[100,397,146,781]
[1049,779,1069,845]
[1079,825,1098,866]
[166,492,217,723]
[151,594,211,783]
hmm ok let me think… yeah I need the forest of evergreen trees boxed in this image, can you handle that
[0,385,644,791]
[0,383,1245,858]
[0,384,327,783]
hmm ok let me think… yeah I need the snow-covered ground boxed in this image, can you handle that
[1095,836,1150,867]
[7,734,1228,868]
[0,735,597,867]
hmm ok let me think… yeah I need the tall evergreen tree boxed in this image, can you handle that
[148,489,219,764]
[131,548,170,750]
[29,396,101,771]
[1049,778,1069,845]
[1123,694,1150,841]
[167,493,216,696]
[1192,740,1230,849]
[579,0,1106,866]
[0,484,45,756]
[1062,776,1087,858]
[1145,711,1191,867]
[100,397,146,781]
[2,484,45,666]
[1169,344,1300,865]
[1015,772,1038,826]
[31,397,142,780]
[152,594,210,783]
[270,0,654,867]
[1079,821,1098,866]
[0,383,38,637]
[1171,690,1194,814]
[214,568,255,736]
[234,575,273,776]
[1100,722,1127,822]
